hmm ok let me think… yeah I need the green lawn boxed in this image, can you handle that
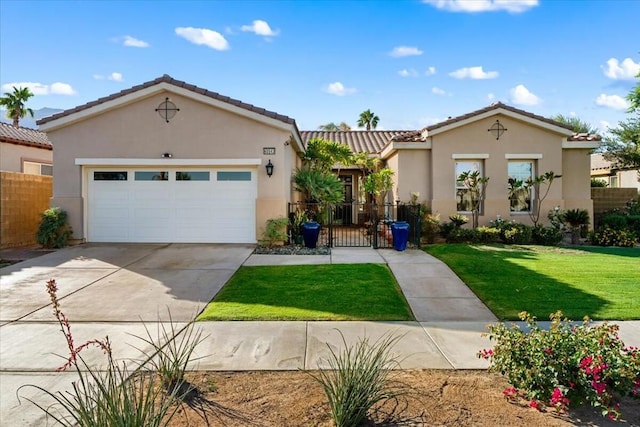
[425,244,640,320]
[197,264,414,321]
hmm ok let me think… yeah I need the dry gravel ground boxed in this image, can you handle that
[168,370,640,426]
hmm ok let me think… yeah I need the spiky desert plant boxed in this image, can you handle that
[306,331,407,427]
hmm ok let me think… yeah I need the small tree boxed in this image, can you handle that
[457,170,489,228]
[525,171,561,227]
[363,167,394,206]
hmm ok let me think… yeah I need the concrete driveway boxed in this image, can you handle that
[1,243,253,324]
[0,243,254,426]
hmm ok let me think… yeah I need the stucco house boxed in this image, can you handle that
[304,103,600,228]
[591,153,640,190]
[38,76,599,244]
[0,122,52,175]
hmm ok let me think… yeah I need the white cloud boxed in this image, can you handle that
[398,68,419,77]
[599,120,611,132]
[240,20,279,37]
[595,93,628,110]
[93,72,124,82]
[510,84,540,105]
[602,57,640,80]
[423,0,539,13]
[1,81,76,95]
[324,82,356,96]
[487,92,495,102]
[425,66,436,76]
[175,27,229,51]
[122,35,149,48]
[389,46,423,57]
[449,66,498,79]
[432,86,450,96]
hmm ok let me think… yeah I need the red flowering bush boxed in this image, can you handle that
[478,311,640,420]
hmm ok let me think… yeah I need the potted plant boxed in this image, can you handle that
[291,210,307,245]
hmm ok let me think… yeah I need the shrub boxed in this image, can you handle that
[36,207,72,248]
[446,228,478,243]
[260,216,289,248]
[500,223,533,245]
[532,225,564,246]
[590,178,608,187]
[476,226,501,243]
[422,212,441,244]
[589,227,637,247]
[626,215,640,237]
[306,332,408,427]
[479,311,640,420]
[600,213,628,231]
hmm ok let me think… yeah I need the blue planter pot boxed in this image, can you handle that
[301,221,321,248]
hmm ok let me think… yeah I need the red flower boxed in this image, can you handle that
[543,347,552,355]
[529,400,541,410]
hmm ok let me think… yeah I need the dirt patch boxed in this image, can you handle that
[168,370,640,426]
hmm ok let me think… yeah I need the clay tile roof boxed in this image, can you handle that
[590,153,611,170]
[568,132,602,142]
[300,130,412,153]
[0,122,52,149]
[37,74,297,127]
[424,102,575,133]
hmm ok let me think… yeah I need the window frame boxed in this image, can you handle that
[22,160,53,176]
[508,160,535,213]
[455,160,484,213]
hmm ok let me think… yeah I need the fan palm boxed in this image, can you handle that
[0,86,35,127]
[357,109,379,130]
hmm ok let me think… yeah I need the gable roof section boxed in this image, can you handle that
[423,102,575,137]
[0,122,52,150]
[301,130,414,154]
[37,74,304,151]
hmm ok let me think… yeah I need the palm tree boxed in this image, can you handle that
[0,86,35,128]
[357,109,379,130]
[318,121,352,131]
[552,114,597,134]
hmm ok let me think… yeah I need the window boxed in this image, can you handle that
[135,171,168,181]
[217,171,251,181]
[94,171,127,181]
[508,161,534,212]
[455,161,483,212]
[176,171,210,181]
[23,161,53,176]
[610,175,618,188]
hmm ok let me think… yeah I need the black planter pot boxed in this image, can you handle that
[301,221,321,248]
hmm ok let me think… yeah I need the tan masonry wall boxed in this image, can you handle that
[0,171,53,248]
[591,187,638,215]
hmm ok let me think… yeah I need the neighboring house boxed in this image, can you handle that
[37,75,304,243]
[0,122,52,175]
[38,76,599,244]
[591,153,640,190]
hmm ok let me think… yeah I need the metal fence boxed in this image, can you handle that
[288,202,422,249]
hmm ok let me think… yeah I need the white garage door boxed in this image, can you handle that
[87,168,256,243]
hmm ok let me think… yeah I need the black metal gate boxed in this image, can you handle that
[288,202,421,249]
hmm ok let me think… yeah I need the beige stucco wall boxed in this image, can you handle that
[0,142,52,173]
[388,149,431,207]
[562,149,594,226]
[47,90,297,241]
[426,114,567,226]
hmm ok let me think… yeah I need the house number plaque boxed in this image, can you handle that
[263,147,276,155]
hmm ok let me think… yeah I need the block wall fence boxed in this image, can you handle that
[1,171,52,248]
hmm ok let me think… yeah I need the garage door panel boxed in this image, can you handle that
[88,168,256,243]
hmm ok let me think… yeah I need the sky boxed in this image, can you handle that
[1,0,639,133]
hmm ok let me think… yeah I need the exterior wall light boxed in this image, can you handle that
[161,152,172,158]
[265,159,274,178]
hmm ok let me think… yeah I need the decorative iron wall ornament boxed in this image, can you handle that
[488,119,507,140]
[155,97,180,123]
